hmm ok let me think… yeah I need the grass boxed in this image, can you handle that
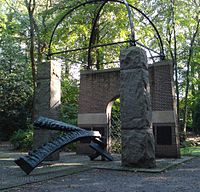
[181,146,200,156]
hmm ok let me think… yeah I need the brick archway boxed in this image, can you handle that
[77,61,180,157]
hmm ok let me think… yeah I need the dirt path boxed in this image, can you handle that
[4,157,200,192]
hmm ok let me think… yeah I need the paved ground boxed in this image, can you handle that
[3,157,200,192]
[0,143,199,192]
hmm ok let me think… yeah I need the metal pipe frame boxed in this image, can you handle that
[48,0,165,67]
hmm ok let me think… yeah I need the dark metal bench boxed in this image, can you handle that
[14,117,113,175]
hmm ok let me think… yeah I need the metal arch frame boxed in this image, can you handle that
[48,0,165,65]
[121,0,135,45]
[87,0,136,69]
[87,1,107,69]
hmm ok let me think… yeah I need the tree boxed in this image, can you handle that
[182,16,200,132]
[0,1,33,140]
[193,98,200,133]
[0,0,199,140]
[138,0,200,133]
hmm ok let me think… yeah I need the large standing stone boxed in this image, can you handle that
[33,60,61,160]
[120,47,156,168]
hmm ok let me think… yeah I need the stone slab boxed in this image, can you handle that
[152,111,176,123]
[78,113,107,125]
[91,156,193,173]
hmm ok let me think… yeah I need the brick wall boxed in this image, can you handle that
[79,61,174,114]
[149,61,174,111]
[79,69,120,113]
[78,60,180,157]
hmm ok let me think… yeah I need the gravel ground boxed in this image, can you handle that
[4,157,200,192]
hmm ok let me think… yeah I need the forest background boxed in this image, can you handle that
[0,0,199,149]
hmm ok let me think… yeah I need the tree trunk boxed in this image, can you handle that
[183,18,200,133]
[168,0,180,130]
[25,0,37,120]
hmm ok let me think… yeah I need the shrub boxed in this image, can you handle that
[62,142,79,152]
[60,77,79,125]
[193,98,200,134]
[10,127,33,151]
[0,73,33,140]
[110,98,121,153]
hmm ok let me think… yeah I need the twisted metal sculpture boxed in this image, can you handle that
[15,117,113,175]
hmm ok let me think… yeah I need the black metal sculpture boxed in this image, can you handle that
[15,117,113,175]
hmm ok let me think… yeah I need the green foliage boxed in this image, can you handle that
[62,142,79,152]
[0,1,33,140]
[192,99,200,133]
[0,68,33,140]
[60,76,79,125]
[111,98,121,153]
[10,127,33,151]
[181,139,198,148]
[181,137,200,156]
[181,146,200,156]
[0,0,199,139]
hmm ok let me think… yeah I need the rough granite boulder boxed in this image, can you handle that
[120,46,156,168]
[121,129,155,168]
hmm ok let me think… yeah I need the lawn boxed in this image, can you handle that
[181,146,200,156]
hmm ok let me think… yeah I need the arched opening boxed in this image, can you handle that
[107,97,121,154]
